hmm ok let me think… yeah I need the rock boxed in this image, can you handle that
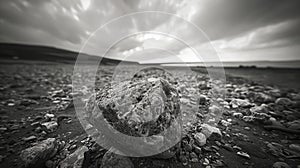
[85,74,180,155]
[236,151,250,159]
[289,93,300,101]
[41,121,58,131]
[289,144,300,152]
[272,162,291,168]
[201,124,222,140]
[23,135,37,142]
[233,112,243,118]
[59,146,88,168]
[242,116,255,122]
[203,158,210,166]
[230,99,252,108]
[193,145,202,154]
[275,98,293,106]
[252,92,274,103]
[220,120,230,127]
[20,138,59,168]
[44,113,55,119]
[237,142,266,159]
[194,132,207,146]
[101,149,134,168]
[222,143,233,152]
[268,89,281,98]
[0,127,8,132]
[250,104,268,114]
[287,120,300,130]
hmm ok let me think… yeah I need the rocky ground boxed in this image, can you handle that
[0,63,299,168]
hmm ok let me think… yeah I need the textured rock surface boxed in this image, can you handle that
[59,146,88,168]
[20,138,59,168]
[101,149,134,168]
[85,71,181,156]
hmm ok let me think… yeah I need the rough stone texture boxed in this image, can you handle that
[20,138,59,168]
[85,72,180,155]
[59,146,88,168]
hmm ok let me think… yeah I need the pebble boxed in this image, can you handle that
[23,135,37,142]
[275,98,293,106]
[194,132,207,146]
[244,127,250,130]
[223,143,233,152]
[233,112,243,118]
[237,151,250,159]
[0,127,8,132]
[289,144,300,152]
[203,158,210,166]
[59,146,88,168]
[41,121,58,131]
[272,162,291,168]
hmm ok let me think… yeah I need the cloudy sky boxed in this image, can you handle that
[0,0,300,63]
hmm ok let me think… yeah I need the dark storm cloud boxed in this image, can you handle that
[0,0,299,61]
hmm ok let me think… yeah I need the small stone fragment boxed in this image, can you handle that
[59,146,88,168]
[23,135,37,142]
[237,151,250,159]
[194,132,207,146]
[272,162,291,168]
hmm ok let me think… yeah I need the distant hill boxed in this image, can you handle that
[0,43,137,65]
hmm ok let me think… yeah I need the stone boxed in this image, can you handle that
[44,113,55,119]
[203,158,210,166]
[0,127,8,132]
[23,135,37,142]
[289,144,300,152]
[41,121,58,131]
[230,99,252,108]
[233,112,243,118]
[59,146,88,168]
[194,132,207,146]
[275,98,293,106]
[201,124,222,140]
[85,74,180,155]
[252,92,274,103]
[287,120,300,130]
[237,151,250,159]
[220,120,230,127]
[249,104,268,114]
[20,138,59,168]
[101,149,134,168]
[222,143,233,152]
[272,162,291,168]
[242,116,255,123]
[289,93,300,101]
[193,145,202,154]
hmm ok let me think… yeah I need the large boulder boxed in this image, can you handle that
[20,138,59,168]
[85,69,181,156]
